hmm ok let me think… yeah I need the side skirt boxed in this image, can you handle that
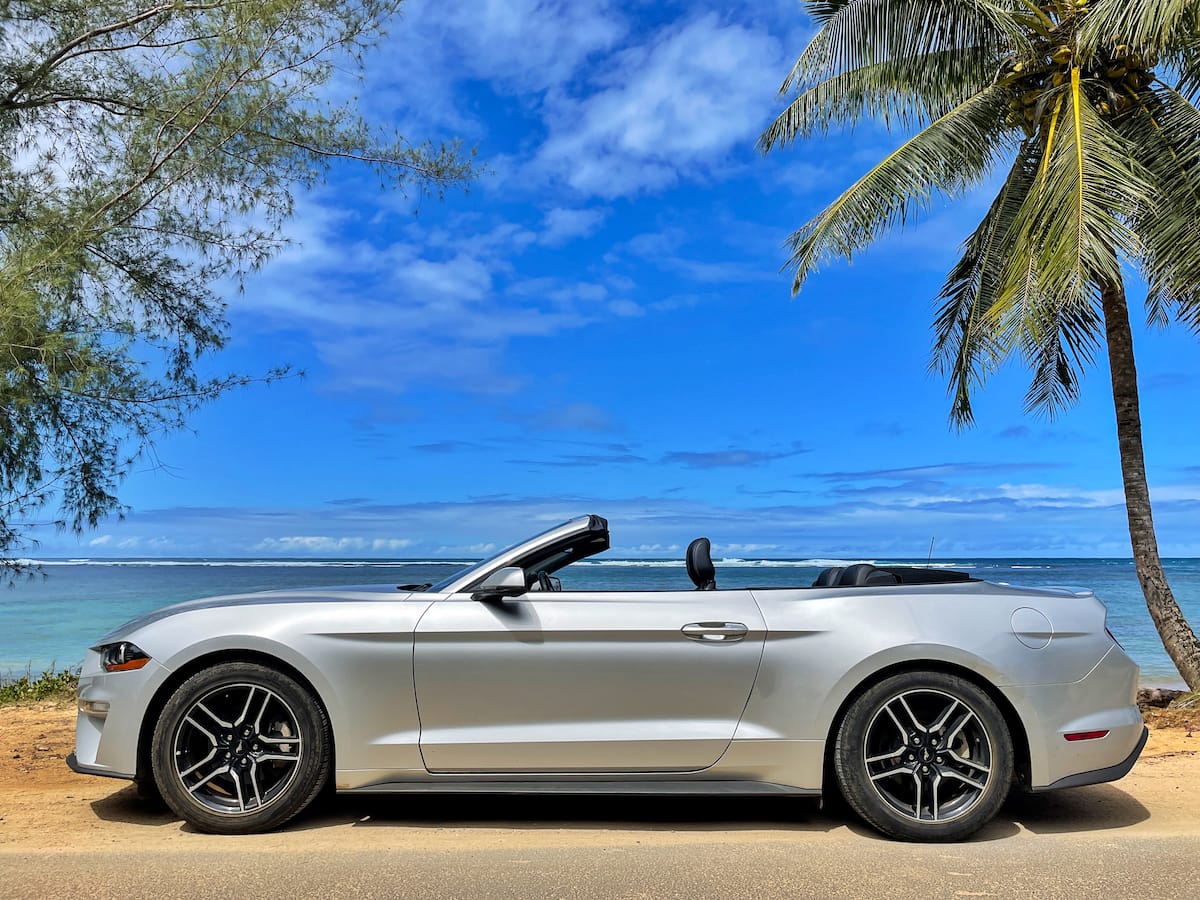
[340,780,820,796]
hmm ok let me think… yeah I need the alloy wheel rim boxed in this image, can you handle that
[171,682,303,816]
[862,688,994,824]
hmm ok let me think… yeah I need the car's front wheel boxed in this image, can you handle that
[151,662,331,834]
[834,671,1013,841]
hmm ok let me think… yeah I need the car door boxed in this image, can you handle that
[413,588,766,773]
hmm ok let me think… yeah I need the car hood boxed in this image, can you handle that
[96,584,419,645]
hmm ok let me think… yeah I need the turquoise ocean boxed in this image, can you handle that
[3,556,1198,687]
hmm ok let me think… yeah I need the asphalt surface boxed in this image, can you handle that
[3,787,1198,899]
[4,837,1198,899]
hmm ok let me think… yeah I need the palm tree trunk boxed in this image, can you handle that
[1100,277,1200,690]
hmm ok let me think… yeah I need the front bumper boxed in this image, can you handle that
[70,650,171,780]
[66,751,132,781]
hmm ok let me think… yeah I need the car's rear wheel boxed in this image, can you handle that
[151,662,331,834]
[834,671,1013,842]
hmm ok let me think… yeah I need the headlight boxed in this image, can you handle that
[98,641,151,672]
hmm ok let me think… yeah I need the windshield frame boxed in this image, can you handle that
[423,515,608,593]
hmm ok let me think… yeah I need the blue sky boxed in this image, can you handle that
[36,0,1200,559]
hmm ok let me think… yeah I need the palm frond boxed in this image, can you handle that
[762,48,995,147]
[778,1,1200,416]
[931,144,1039,427]
[993,69,1153,415]
[1078,0,1200,57]
[802,1,855,25]
[1019,286,1104,416]
[1078,1,1200,98]
[1171,41,1200,100]
[781,0,1024,97]
[783,85,1013,293]
[1115,83,1200,322]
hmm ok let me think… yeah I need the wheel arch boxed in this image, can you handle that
[135,649,335,784]
[820,659,1032,795]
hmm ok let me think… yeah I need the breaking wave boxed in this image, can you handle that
[17,556,987,570]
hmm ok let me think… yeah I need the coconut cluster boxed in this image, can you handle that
[999,1,1156,134]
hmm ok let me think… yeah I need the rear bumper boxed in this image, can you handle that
[1031,725,1148,791]
[1002,643,1145,787]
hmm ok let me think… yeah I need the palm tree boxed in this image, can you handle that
[761,0,1200,688]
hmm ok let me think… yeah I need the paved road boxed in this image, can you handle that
[5,835,1198,899]
[3,784,1198,899]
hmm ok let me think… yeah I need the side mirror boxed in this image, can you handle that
[472,566,527,602]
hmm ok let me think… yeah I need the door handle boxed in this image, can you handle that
[682,622,749,643]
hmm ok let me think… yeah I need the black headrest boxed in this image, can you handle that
[812,566,844,587]
[838,563,901,587]
[686,537,717,590]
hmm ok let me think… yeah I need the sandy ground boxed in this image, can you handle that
[2,703,1200,899]
[1,700,1197,854]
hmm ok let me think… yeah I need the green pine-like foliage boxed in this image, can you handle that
[0,2,478,568]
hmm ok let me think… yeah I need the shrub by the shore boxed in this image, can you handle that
[0,668,79,705]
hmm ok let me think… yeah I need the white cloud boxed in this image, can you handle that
[85,534,177,552]
[255,535,414,555]
[231,200,607,394]
[372,538,417,551]
[607,298,644,317]
[435,542,498,556]
[347,0,627,142]
[534,14,786,197]
[537,402,614,432]
[540,207,607,246]
[223,8,789,397]
[629,543,682,554]
[401,0,626,94]
[718,543,783,554]
[43,483,1200,558]
[995,483,1128,508]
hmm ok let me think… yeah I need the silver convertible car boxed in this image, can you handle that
[69,515,1146,841]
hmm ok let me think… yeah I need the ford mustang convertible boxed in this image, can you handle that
[68,515,1146,841]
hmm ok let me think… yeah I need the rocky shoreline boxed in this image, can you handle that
[1137,687,1197,710]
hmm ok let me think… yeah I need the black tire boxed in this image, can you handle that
[133,775,167,809]
[151,662,331,834]
[833,671,1013,842]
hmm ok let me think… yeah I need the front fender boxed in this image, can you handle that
[131,599,432,775]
